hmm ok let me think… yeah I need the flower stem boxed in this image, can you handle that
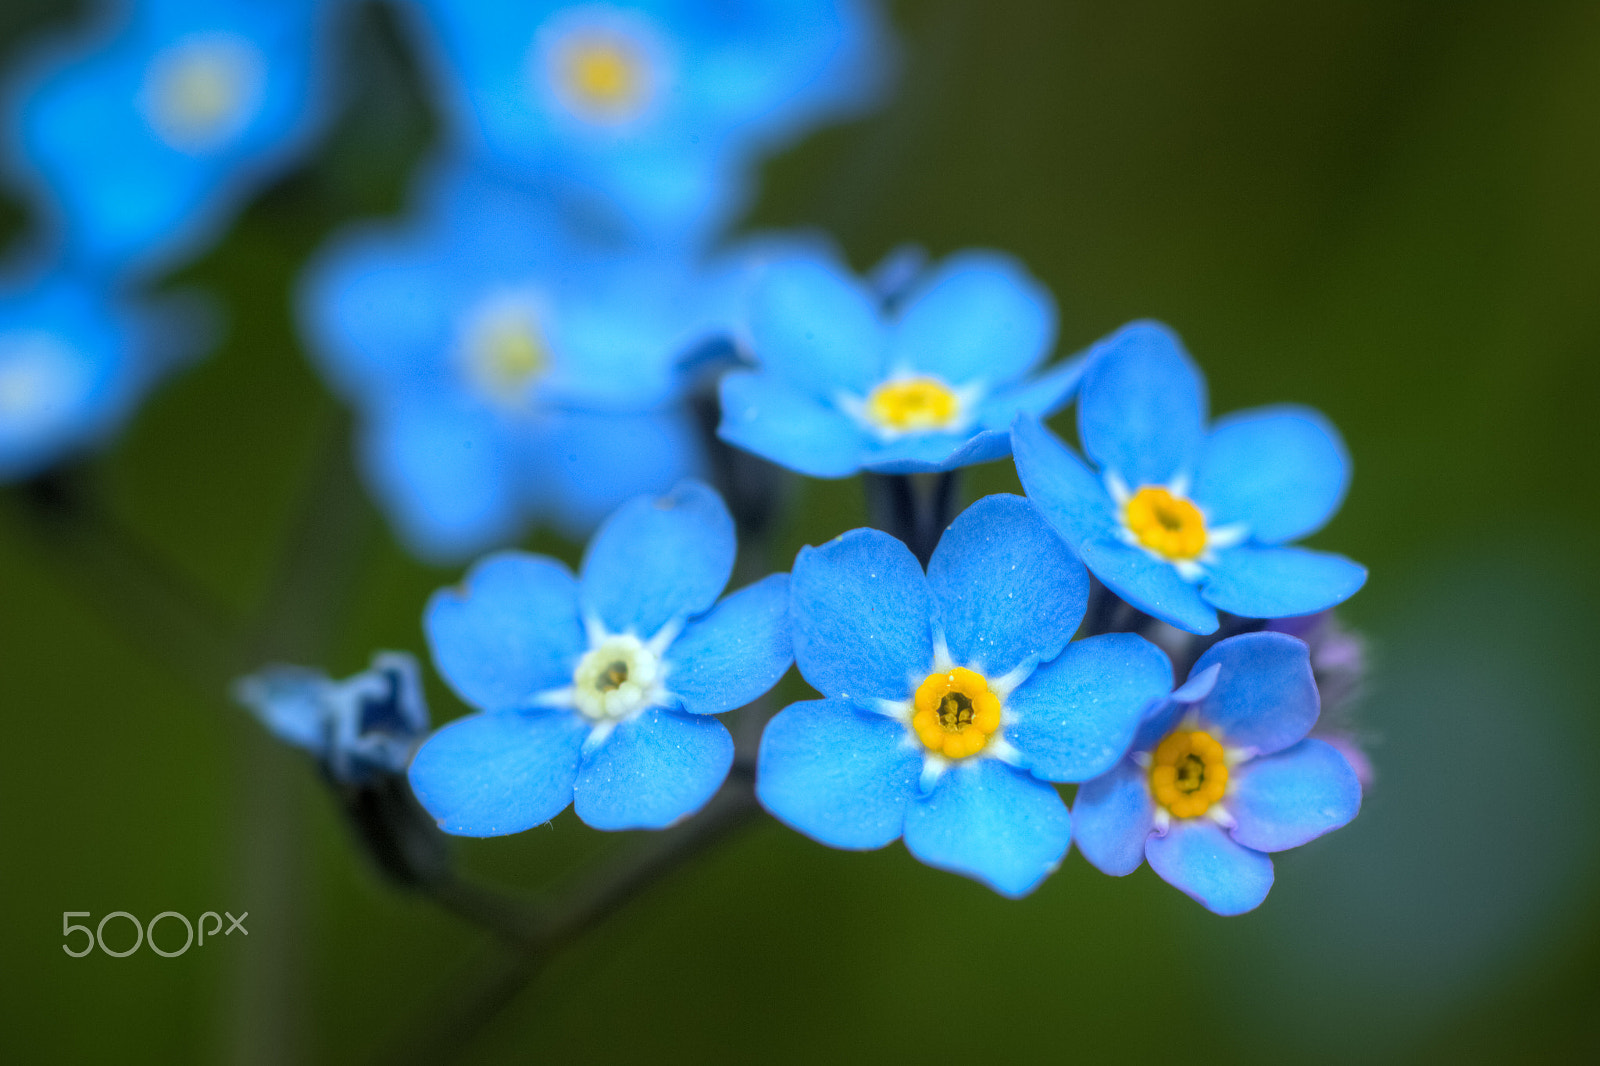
[864,470,958,565]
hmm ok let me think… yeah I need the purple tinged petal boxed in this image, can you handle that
[1077,321,1206,487]
[1192,405,1350,544]
[790,528,933,701]
[573,708,734,831]
[1190,631,1319,755]
[756,699,922,850]
[1145,818,1275,916]
[1227,738,1362,852]
[1005,633,1173,782]
[1202,545,1368,620]
[926,493,1087,677]
[1071,759,1156,876]
[902,758,1072,898]
[407,710,588,837]
[425,552,585,711]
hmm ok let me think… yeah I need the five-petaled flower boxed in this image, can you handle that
[756,493,1174,897]
[234,652,432,784]
[409,481,793,834]
[719,251,1086,478]
[1013,321,1367,634]
[1072,630,1362,915]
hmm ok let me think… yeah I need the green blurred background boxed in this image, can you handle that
[4,1,1599,1061]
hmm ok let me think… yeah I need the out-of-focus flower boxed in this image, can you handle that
[718,251,1084,478]
[756,494,1172,897]
[399,0,891,240]
[409,481,791,835]
[234,651,431,784]
[1013,321,1366,635]
[0,266,172,481]
[5,0,334,276]
[1073,631,1362,916]
[300,162,731,562]
[1269,610,1374,787]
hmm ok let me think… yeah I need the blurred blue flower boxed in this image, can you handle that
[409,481,792,835]
[234,651,431,784]
[1013,321,1367,635]
[6,0,332,275]
[1073,631,1362,916]
[0,266,173,481]
[756,493,1173,897]
[300,161,732,562]
[399,0,891,240]
[718,250,1084,478]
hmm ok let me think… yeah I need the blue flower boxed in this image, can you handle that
[1013,321,1367,634]
[234,652,431,784]
[399,0,890,240]
[756,493,1174,897]
[0,266,170,481]
[299,161,726,561]
[409,481,792,835]
[1073,631,1362,916]
[718,250,1085,478]
[6,0,333,275]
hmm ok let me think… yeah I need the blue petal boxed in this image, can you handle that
[572,708,734,831]
[1192,406,1351,544]
[232,666,330,754]
[1011,414,1117,547]
[860,427,1013,474]
[1079,536,1219,635]
[1227,738,1362,852]
[1077,321,1207,487]
[902,758,1071,898]
[755,699,922,849]
[1005,633,1174,782]
[790,528,934,701]
[1071,758,1156,876]
[359,400,523,563]
[927,494,1087,677]
[579,480,735,639]
[973,355,1088,428]
[542,408,708,538]
[1189,632,1319,755]
[748,257,886,398]
[667,574,793,715]
[1202,545,1368,620]
[887,250,1056,387]
[425,552,585,712]
[717,370,866,478]
[408,710,588,837]
[1145,818,1274,916]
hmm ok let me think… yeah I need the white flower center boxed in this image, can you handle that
[140,33,265,153]
[0,332,86,434]
[572,634,663,721]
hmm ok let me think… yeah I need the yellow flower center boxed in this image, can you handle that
[1149,729,1229,819]
[911,667,1002,760]
[464,307,549,407]
[866,377,961,433]
[1123,486,1207,561]
[554,35,648,122]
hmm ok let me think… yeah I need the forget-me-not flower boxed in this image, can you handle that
[1013,321,1367,634]
[235,652,431,784]
[6,0,333,275]
[0,266,169,482]
[300,161,724,561]
[399,0,890,240]
[756,493,1174,897]
[1073,631,1362,915]
[719,251,1086,478]
[409,481,792,835]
